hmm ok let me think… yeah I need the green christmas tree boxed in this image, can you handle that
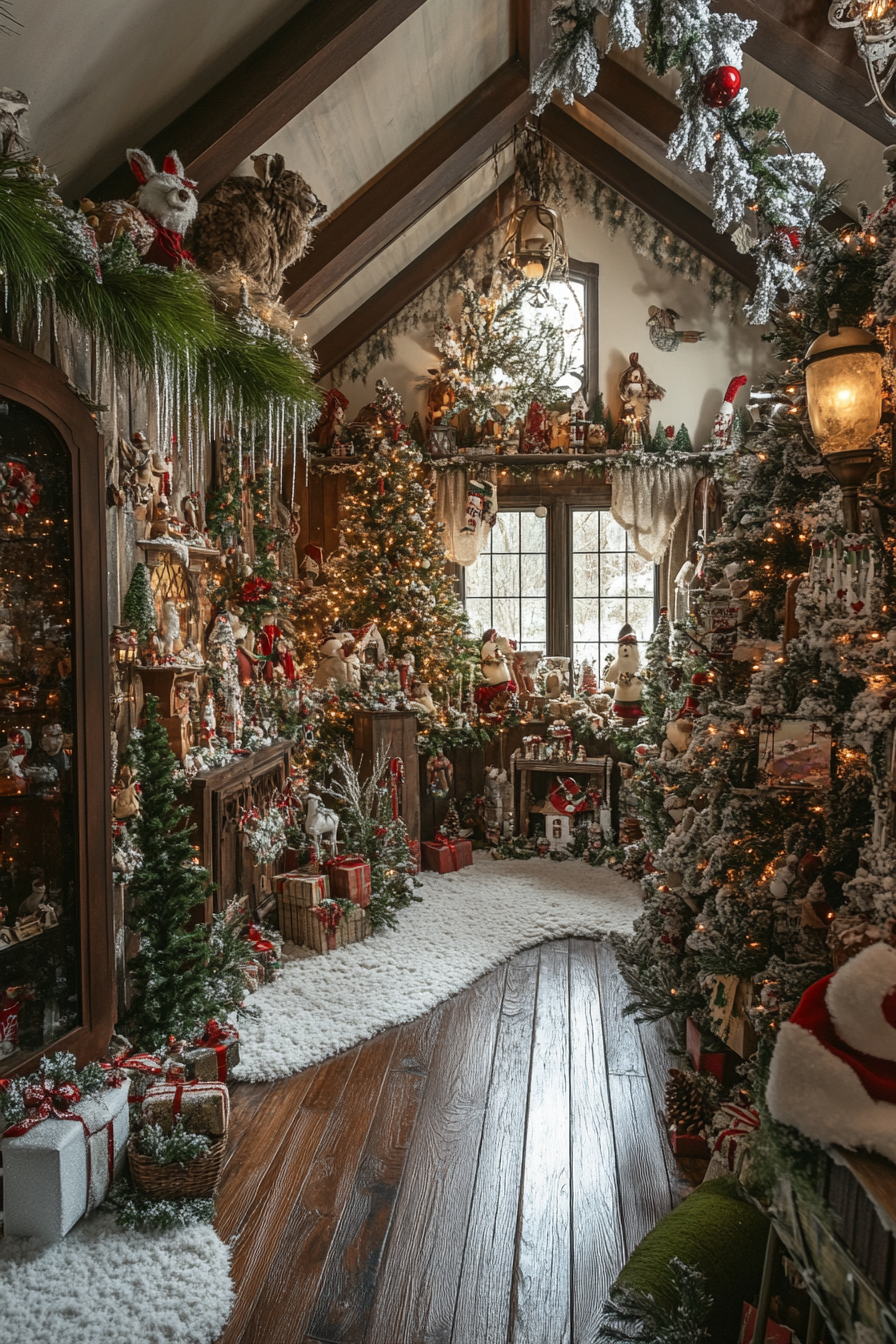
[647,421,670,454]
[294,431,479,693]
[671,424,693,454]
[122,563,157,646]
[639,606,679,744]
[123,695,214,1048]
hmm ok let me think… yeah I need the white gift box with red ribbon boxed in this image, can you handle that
[0,1079,131,1242]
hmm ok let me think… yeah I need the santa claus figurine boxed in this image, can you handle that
[766,941,896,1164]
[475,629,518,714]
[709,375,748,450]
[604,624,643,721]
[618,352,665,446]
[521,400,551,454]
[257,605,296,683]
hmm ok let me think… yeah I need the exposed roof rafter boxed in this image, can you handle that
[88,0,429,202]
[539,104,756,289]
[734,0,895,145]
[314,176,517,377]
[282,59,533,316]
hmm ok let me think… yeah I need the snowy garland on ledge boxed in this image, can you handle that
[532,1,836,324]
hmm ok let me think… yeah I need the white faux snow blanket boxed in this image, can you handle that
[235,851,643,1082]
[0,1212,233,1344]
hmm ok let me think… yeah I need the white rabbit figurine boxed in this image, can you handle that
[125,149,198,269]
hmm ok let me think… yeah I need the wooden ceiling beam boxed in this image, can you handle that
[539,104,757,289]
[314,177,517,377]
[88,0,428,202]
[512,0,554,77]
[732,0,895,144]
[283,60,532,316]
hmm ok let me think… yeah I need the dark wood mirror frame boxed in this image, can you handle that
[0,338,114,1074]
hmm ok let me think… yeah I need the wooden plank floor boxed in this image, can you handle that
[215,939,699,1344]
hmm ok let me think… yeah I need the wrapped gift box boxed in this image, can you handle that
[241,957,266,993]
[686,1016,740,1086]
[738,1303,793,1343]
[706,974,757,1059]
[0,1080,131,1242]
[323,855,372,907]
[141,1080,229,1137]
[667,1127,709,1157]
[291,901,371,954]
[421,837,473,874]
[184,1021,240,1082]
[276,872,329,941]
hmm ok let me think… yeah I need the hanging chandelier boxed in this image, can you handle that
[498,198,569,287]
[829,0,896,124]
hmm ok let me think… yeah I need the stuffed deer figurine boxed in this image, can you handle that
[191,152,326,297]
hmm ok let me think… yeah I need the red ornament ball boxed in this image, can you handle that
[702,65,741,109]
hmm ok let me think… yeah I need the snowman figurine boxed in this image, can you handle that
[603,624,643,722]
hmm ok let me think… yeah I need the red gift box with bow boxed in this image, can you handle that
[421,835,473,874]
[322,855,372,907]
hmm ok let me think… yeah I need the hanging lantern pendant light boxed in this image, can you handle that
[499,198,569,287]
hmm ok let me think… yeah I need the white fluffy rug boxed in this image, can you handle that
[236,852,642,1082]
[0,1211,233,1344]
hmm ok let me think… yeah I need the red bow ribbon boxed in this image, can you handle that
[2,1079,82,1137]
[198,1019,232,1047]
[246,922,274,955]
[313,900,345,951]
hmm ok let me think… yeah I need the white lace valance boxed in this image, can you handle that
[610,460,702,563]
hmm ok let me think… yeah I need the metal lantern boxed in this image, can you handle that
[427,424,458,459]
[803,312,884,531]
[829,1,896,124]
[499,199,569,286]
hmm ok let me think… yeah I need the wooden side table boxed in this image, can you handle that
[513,755,615,838]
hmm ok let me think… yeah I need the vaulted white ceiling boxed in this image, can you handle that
[3,0,890,355]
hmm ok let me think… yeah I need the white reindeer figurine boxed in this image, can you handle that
[304,794,339,852]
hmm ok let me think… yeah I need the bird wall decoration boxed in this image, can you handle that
[647,305,705,352]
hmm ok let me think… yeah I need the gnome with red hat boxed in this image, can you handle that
[766,942,896,1163]
[710,375,748,451]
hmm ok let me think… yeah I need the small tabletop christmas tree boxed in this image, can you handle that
[122,562,157,651]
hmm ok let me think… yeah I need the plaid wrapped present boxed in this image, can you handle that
[277,872,330,941]
[291,900,371,953]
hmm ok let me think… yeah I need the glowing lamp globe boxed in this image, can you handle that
[499,201,568,287]
[803,317,884,531]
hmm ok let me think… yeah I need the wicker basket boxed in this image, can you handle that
[127,1133,228,1199]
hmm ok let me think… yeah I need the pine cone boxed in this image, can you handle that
[664,1068,709,1135]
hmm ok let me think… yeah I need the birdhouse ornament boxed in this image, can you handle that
[766,942,896,1164]
[604,624,643,721]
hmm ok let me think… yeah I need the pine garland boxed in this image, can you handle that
[136,1117,212,1165]
[0,159,320,428]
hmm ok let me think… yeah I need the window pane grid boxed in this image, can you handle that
[464,511,547,651]
[572,508,655,678]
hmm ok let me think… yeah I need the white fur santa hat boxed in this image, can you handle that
[766,942,896,1161]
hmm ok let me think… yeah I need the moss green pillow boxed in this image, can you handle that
[614,1176,770,1339]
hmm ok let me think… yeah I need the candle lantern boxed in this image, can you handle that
[499,199,569,287]
[427,424,458,459]
[803,310,885,532]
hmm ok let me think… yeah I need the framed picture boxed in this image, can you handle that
[761,719,832,790]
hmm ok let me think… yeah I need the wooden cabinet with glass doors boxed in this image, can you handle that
[0,340,113,1074]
